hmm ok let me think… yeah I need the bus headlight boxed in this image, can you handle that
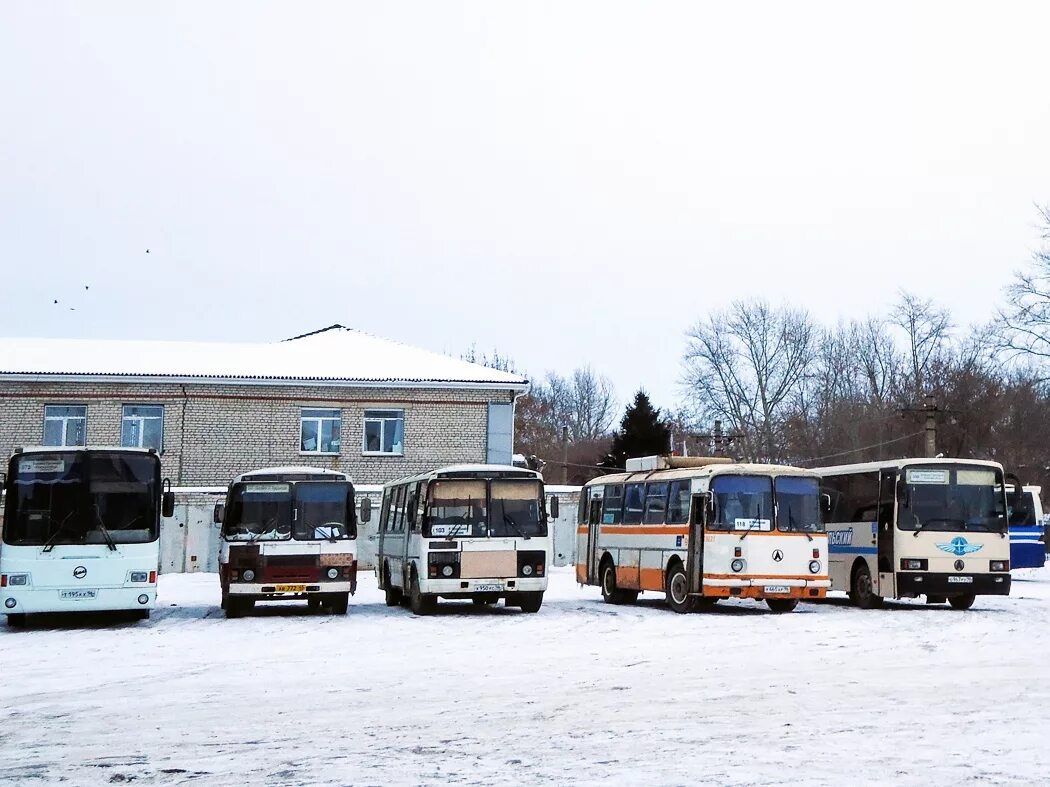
[4,598,16,609]
[7,574,29,586]
[522,564,534,577]
[326,567,340,580]
[130,572,149,583]
[900,558,927,571]
[137,594,149,605]
[809,560,821,574]
[241,569,256,582]
[990,560,1009,572]
[731,559,744,573]
[441,565,455,578]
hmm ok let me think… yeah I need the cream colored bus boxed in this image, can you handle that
[375,465,553,615]
[576,456,829,613]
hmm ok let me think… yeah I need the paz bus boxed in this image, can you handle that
[576,456,829,613]
[0,446,173,626]
[214,466,358,618]
[375,464,552,615]
[1007,484,1047,570]
[816,458,1014,610]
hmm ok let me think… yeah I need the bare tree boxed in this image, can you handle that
[995,205,1050,370]
[683,299,816,462]
[890,291,953,401]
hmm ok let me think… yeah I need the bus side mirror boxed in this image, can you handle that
[549,495,560,519]
[821,493,832,515]
[360,497,372,524]
[213,503,225,525]
[162,491,175,519]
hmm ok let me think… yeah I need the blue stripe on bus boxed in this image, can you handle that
[828,545,878,554]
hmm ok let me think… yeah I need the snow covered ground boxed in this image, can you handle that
[2,566,1049,787]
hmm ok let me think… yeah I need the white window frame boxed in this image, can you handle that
[362,409,405,456]
[43,404,87,447]
[300,408,342,455]
[121,404,164,451]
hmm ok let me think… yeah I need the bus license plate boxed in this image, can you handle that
[473,584,503,592]
[60,589,98,600]
[765,586,790,594]
[275,584,307,593]
[948,576,974,584]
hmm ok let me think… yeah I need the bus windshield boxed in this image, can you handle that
[294,482,355,540]
[3,451,160,547]
[710,475,773,531]
[897,465,1006,533]
[489,480,545,537]
[424,478,546,538]
[224,483,292,541]
[774,476,823,533]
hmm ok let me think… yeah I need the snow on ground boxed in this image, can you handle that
[1,567,1049,787]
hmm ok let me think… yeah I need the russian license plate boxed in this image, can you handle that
[948,576,974,584]
[274,584,307,592]
[473,584,503,592]
[764,585,791,594]
[60,589,98,600]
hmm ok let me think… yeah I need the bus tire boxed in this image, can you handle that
[220,588,228,611]
[765,598,799,613]
[6,614,26,628]
[409,571,436,616]
[383,564,403,607]
[948,593,975,611]
[850,562,883,609]
[331,593,349,615]
[600,561,637,605]
[225,597,253,618]
[515,592,544,613]
[665,562,697,614]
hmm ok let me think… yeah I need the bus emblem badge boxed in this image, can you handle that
[73,566,87,579]
[936,537,983,557]
[772,550,784,562]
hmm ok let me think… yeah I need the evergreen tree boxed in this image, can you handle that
[601,390,671,469]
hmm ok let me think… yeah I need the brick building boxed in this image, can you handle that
[0,325,528,486]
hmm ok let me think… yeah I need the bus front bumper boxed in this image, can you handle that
[1,587,157,614]
[228,581,355,598]
[423,576,548,597]
[702,577,830,600]
[896,572,1011,597]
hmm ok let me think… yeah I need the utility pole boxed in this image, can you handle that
[561,425,569,485]
[688,419,742,457]
[901,393,943,459]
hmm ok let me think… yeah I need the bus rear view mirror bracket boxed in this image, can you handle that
[549,495,559,520]
[162,479,175,518]
[360,497,372,524]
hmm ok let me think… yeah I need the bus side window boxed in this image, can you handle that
[380,493,391,533]
[666,480,690,524]
[643,482,669,524]
[602,485,624,524]
[578,489,589,525]
[623,483,646,525]
[406,484,420,532]
[392,485,406,533]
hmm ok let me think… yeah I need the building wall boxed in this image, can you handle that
[0,380,515,486]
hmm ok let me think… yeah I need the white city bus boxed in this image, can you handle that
[0,446,173,626]
[215,466,358,618]
[577,456,829,613]
[816,458,1014,610]
[375,465,553,615]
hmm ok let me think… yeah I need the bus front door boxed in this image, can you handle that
[686,493,705,594]
[877,470,896,597]
[587,497,602,584]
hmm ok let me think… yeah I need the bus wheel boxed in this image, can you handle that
[6,614,27,628]
[220,588,228,611]
[600,562,637,605]
[766,598,799,613]
[409,572,436,616]
[850,563,883,609]
[330,593,349,615]
[948,593,975,611]
[515,592,544,613]
[225,598,253,618]
[665,562,697,614]
[383,565,403,607]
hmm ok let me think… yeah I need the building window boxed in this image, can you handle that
[122,405,164,450]
[43,405,87,446]
[301,408,341,454]
[363,409,404,455]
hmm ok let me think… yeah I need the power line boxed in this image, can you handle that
[798,430,925,467]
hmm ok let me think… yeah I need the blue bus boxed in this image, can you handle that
[1009,485,1047,570]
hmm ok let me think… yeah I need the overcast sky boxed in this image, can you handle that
[2,2,1048,414]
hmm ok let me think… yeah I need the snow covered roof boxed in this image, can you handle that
[0,326,529,390]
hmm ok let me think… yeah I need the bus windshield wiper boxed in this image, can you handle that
[738,519,761,541]
[94,506,118,551]
[502,513,530,540]
[443,522,466,540]
[788,507,813,541]
[41,511,76,553]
